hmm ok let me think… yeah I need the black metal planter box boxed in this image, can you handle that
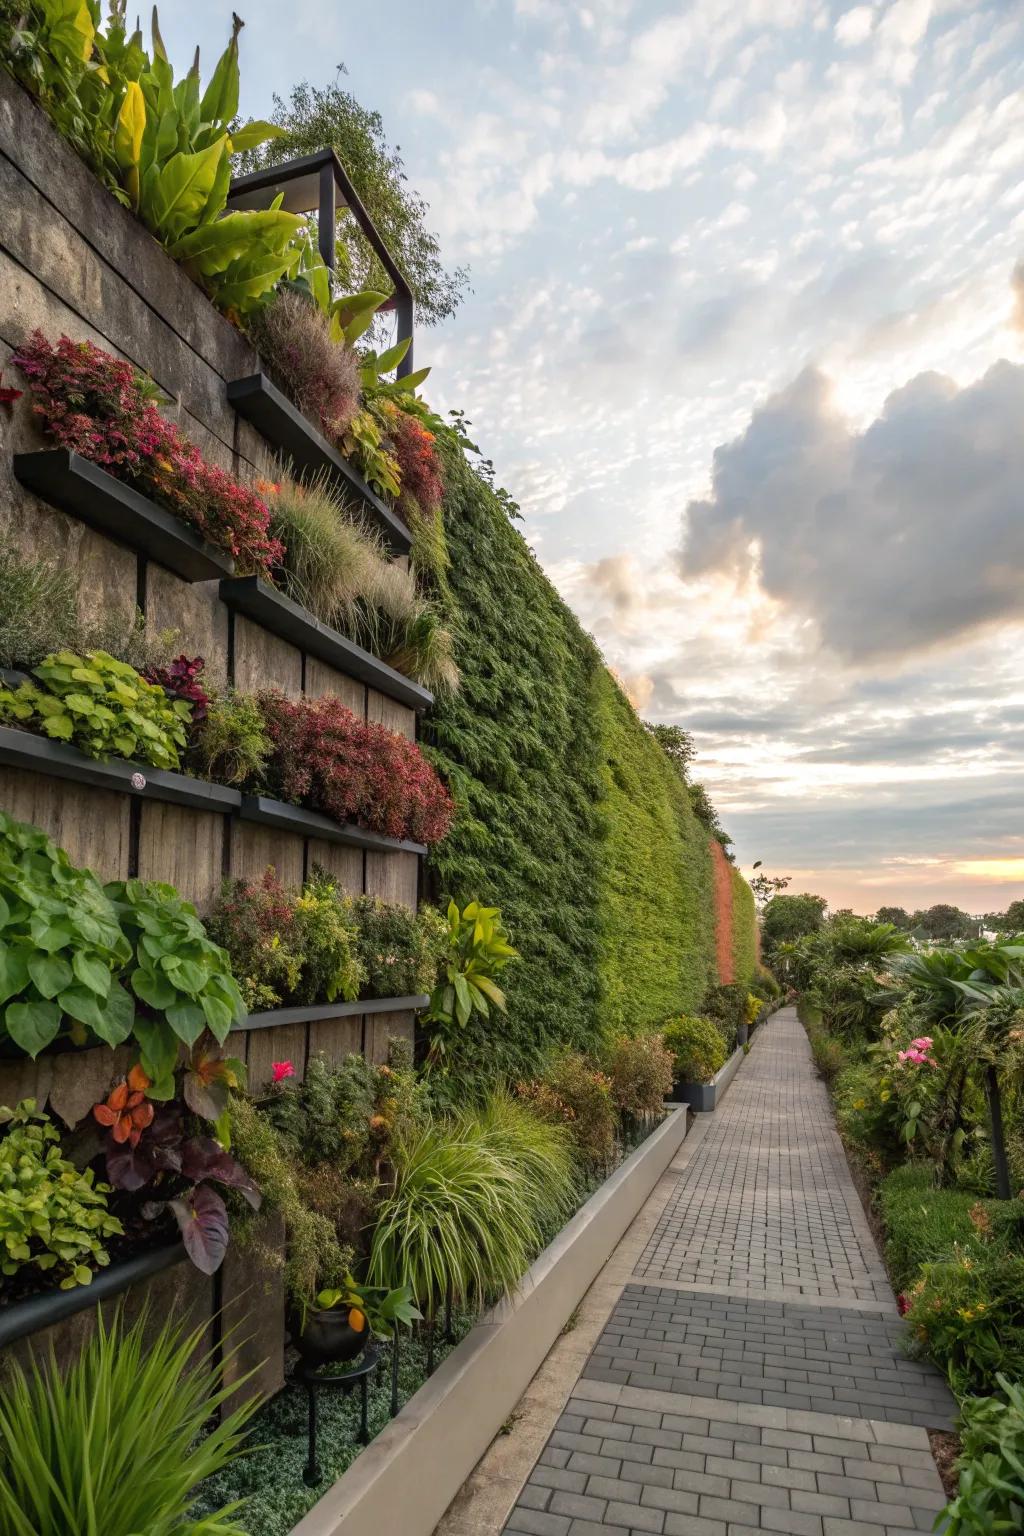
[0,726,243,812]
[219,578,432,713]
[239,795,427,856]
[0,1240,185,1349]
[669,1044,746,1113]
[13,450,235,582]
[237,995,430,1032]
[226,374,413,557]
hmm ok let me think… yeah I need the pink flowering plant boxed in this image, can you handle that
[845,1015,951,1157]
[13,332,284,578]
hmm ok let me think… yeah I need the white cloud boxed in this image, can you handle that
[835,6,875,47]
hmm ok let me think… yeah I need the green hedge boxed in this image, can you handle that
[593,669,714,1032]
[879,1164,996,1290]
[731,866,758,988]
[424,438,718,1078]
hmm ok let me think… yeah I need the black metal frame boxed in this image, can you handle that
[227,149,415,375]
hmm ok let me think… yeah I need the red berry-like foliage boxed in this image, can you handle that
[385,405,444,514]
[259,690,454,846]
[12,332,284,579]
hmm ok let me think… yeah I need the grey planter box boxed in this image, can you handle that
[674,1043,745,1112]
[236,996,429,1032]
[289,1107,690,1536]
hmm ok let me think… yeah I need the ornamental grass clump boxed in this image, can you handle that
[249,289,361,442]
[0,1306,258,1536]
[258,689,454,845]
[13,332,284,577]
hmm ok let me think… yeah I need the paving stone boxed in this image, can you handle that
[501,1013,955,1536]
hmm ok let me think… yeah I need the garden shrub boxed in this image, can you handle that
[904,1249,1024,1396]
[190,690,272,787]
[0,650,191,769]
[605,1032,674,1120]
[0,1099,122,1290]
[702,981,747,1046]
[519,1052,617,1171]
[879,1164,1003,1291]
[13,332,284,576]
[807,1025,848,1081]
[350,893,447,998]
[259,689,453,844]
[662,1015,728,1084]
[942,1375,1024,1535]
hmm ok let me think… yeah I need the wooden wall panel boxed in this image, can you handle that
[229,822,304,887]
[144,568,230,688]
[367,689,416,740]
[232,614,302,697]
[365,849,419,909]
[0,1053,52,1114]
[307,838,364,895]
[220,1209,286,1402]
[137,804,224,912]
[307,1014,363,1068]
[0,767,130,881]
[366,1009,415,1065]
[305,657,365,715]
[245,1021,308,1091]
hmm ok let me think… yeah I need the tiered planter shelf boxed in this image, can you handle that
[239,996,429,1032]
[219,577,432,712]
[0,730,427,856]
[239,795,426,855]
[0,726,242,812]
[12,450,235,581]
[0,1240,185,1348]
[226,374,413,556]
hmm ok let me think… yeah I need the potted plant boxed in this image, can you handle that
[292,1274,420,1368]
[661,1015,729,1110]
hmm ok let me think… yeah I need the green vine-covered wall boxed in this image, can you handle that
[731,864,759,988]
[425,437,730,1078]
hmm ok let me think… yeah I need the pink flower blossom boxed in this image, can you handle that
[272,1061,295,1083]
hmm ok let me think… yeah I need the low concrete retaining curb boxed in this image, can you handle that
[676,1041,745,1112]
[290,1107,689,1536]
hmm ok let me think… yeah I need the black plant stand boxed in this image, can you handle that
[294,1343,380,1486]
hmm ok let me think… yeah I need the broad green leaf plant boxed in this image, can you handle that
[423,900,518,1069]
[0,1098,123,1289]
[0,811,244,1064]
[0,649,190,769]
[4,2,306,316]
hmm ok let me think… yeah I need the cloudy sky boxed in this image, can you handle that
[169,0,1024,914]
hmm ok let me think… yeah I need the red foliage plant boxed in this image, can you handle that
[258,690,454,845]
[12,332,284,578]
[143,654,209,721]
[385,405,444,514]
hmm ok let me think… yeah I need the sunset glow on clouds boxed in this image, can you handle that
[170,0,1024,912]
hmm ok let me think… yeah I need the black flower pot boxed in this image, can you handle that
[291,1306,368,1367]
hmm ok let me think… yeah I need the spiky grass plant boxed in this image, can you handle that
[268,470,387,624]
[0,1307,258,1536]
[368,1096,575,1316]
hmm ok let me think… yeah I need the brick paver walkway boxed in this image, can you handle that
[502,1009,956,1536]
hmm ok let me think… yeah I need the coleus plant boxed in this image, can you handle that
[93,1046,258,1275]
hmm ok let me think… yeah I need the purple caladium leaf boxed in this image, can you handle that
[104,1104,183,1189]
[180,1136,261,1210]
[170,1183,230,1274]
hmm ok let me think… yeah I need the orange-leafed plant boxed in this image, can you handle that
[93,1064,154,1146]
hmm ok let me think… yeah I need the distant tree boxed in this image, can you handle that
[750,870,791,909]
[1003,899,1024,932]
[237,73,469,326]
[910,904,976,941]
[762,893,828,955]
[644,723,696,779]
[875,905,911,930]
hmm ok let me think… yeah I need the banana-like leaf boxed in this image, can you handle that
[210,247,301,311]
[229,119,287,154]
[170,208,303,275]
[375,336,411,375]
[141,135,226,244]
[114,79,146,170]
[198,13,242,129]
[388,366,432,393]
